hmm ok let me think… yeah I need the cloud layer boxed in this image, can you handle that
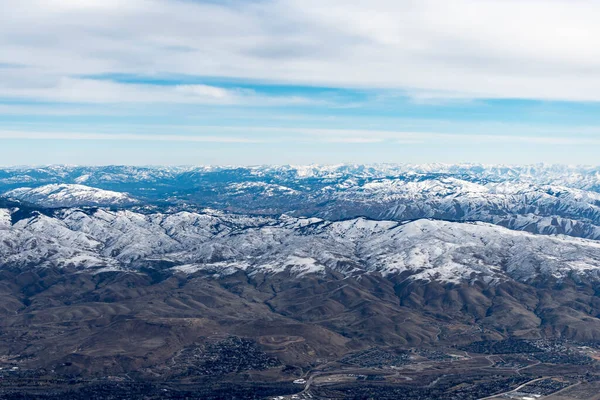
[3,127,599,146]
[2,0,600,102]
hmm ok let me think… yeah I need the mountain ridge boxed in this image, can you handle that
[2,166,600,395]
[1,207,600,286]
[4,184,138,208]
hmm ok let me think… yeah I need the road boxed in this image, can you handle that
[477,377,549,400]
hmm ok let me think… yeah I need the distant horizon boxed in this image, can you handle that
[2,162,600,169]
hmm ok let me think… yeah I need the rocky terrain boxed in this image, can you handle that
[1,164,600,399]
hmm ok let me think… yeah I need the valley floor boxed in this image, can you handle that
[1,345,599,399]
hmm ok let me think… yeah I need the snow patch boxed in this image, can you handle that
[0,209,11,229]
[5,184,137,208]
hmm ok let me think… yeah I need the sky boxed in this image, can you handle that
[1,0,600,165]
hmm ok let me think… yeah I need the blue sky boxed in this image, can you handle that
[1,0,600,165]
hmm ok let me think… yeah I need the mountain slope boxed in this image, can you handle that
[1,208,600,285]
[2,211,600,378]
[4,184,138,208]
[2,165,600,384]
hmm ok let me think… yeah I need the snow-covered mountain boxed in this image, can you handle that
[2,164,600,189]
[4,184,138,208]
[310,178,600,239]
[2,164,600,283]
[4,164,600,366]
[4,165,600,241]
[1,207,600,284]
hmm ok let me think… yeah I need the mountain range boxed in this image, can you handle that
[2,164,600,398]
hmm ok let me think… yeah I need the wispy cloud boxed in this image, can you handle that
[3,127,600,146]
[2,0,600,101]
[1,0,600,165]
[0,76,318,106]
[0,130,265,143]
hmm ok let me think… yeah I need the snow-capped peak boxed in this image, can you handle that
[4,184,137,208]
[1,208,600,285]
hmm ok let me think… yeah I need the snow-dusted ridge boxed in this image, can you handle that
[3,184,137,208]
[6,165,600,241]
[4,163,600,188]
[2,165,600,283]
[1,208,600,284]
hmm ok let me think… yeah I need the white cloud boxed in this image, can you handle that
[2,127,600,146]
[0,74,315,105]
[266,127,600,145]
[0,130,265,143]
[1,0,600,102]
